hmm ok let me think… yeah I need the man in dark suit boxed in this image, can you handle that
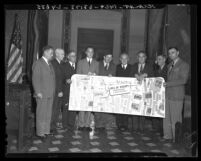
[76,47,99,131]
[152,54,168,136]
[116,53,132,131]
[61,50,77,131]
[163,47,189,142]
[50,48,65,134]
[95,53,116,131]
[130,51,154,134]
[32,45,55,140]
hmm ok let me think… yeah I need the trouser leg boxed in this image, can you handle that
[169,100,183,141]
[163,99,173,139]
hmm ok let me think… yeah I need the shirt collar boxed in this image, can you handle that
[56,58,60,64]
[103,61,108,66]
[122,64,127,68]
[69,61,75,66]
[87,57,92,62]
[173,57,179,65]
[42,56,49,65]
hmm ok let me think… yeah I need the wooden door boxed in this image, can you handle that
[77,28,114,61]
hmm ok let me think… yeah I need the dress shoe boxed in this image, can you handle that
[78,127,85,131]
[45,133,54,137]
[36,135,47,142]
[86,127,92,132]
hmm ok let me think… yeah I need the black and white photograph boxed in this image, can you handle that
[4,4,197,157]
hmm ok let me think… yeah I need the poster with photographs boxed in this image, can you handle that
[69,74,165,118]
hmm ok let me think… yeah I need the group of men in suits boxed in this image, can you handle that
[32,45,189,143]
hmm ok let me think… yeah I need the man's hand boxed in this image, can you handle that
[142,73,148,78]
[108,74,112,77]
[88,72,93,75]
[58,92,63,97]
[163,82,167,87]
[37,93,43,99]
[66,79,72,84]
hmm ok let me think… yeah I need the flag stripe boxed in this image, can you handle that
[8,45,19,67]
[8,58,23,82]
[7,53,22,80]
[9,44,15,53]
[17,76,23,83]
[7,14,23,84]
[11,65,22,82]
[8,48,21,70]
[7,50,21,78]
[16,72,23,83]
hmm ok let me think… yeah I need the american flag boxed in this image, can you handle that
[6,14,23,83]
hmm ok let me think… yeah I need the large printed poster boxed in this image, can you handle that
[69,74,165,118]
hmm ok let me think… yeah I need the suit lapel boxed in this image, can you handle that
[41,58,50,70]
[173,58,182,69]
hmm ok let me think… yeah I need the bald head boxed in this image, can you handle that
[55,48,65,61]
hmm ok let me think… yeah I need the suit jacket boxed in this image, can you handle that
[166,58,189,101]
[32,58,55,98]
[130,62,154,77]
[99,61,116,76]
[116,64,132,77]
[51,59,63,95]
[61,61,76,103]
[76,58,99,75]
[154,64,168,82]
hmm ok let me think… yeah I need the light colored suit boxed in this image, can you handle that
[163,58,189,140]
[76,58,99,127]
[76,58,99,75]
[32,58,55,136]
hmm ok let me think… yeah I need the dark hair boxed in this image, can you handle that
[85,46,95,52]
[120,52,129,57]
[157,54,167,59]
[42,45,53,54]
[168,46,179,51]
[137,50,147,57]
[68,50,76,55]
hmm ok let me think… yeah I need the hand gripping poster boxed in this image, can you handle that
[69,74,165,118]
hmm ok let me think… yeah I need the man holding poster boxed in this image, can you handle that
[130,51,154,133]
[76,47,99,131]
[95,53,116,131]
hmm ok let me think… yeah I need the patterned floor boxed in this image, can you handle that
[6,126,192,157]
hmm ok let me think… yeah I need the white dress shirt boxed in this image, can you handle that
[69,61,75,69]
[122,64,127,69]
[56,58,61,64]
[42,56,49,65]
[87,57,92,64]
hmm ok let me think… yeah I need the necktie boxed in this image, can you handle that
[105,63,109,70]
[72,63,75,70]
[169,62,174,74]
[88,60,91,66]
[139,64,143,73]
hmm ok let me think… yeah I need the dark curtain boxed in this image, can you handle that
[37,11,49,58]
[26,10,36,81]
[145,7,167,64]
[25,10,49,82]
[63,10,71,60]
[121,10,130,54]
